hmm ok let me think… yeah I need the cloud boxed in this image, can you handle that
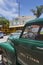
[0,0,18,20]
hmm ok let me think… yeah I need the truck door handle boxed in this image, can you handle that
[36,47,43,50]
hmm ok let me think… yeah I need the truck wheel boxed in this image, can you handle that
[2,49,17,65]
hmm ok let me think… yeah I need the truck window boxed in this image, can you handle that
[22,25,40,40]
[36,27,43,41]
[40,28,43,34]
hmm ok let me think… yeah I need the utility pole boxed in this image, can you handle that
[18,0,20,17]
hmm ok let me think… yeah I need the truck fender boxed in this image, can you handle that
[0,42,15,53]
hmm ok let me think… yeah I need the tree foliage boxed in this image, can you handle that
[0,17,9,27]
[31,5,43,18]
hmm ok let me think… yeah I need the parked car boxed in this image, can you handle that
[0,31,4,38]
[0,18,43,65]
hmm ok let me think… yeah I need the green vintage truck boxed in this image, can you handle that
[0,18,43,65]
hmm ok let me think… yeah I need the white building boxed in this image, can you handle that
[9,16,36,26]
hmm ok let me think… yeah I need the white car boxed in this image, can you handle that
[0,31,4,38]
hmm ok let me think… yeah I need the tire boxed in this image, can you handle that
[2,49,17,65]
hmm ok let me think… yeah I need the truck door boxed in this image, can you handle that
[16,24,43,65]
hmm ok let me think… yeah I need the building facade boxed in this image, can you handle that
[9,16,36,26]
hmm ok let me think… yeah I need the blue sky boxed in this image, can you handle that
[0,0,43,20]
[19,0,43,16]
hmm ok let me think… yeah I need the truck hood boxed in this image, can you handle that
[8,33,20,41]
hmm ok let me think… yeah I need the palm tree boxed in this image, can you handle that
[31,5,43,18]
